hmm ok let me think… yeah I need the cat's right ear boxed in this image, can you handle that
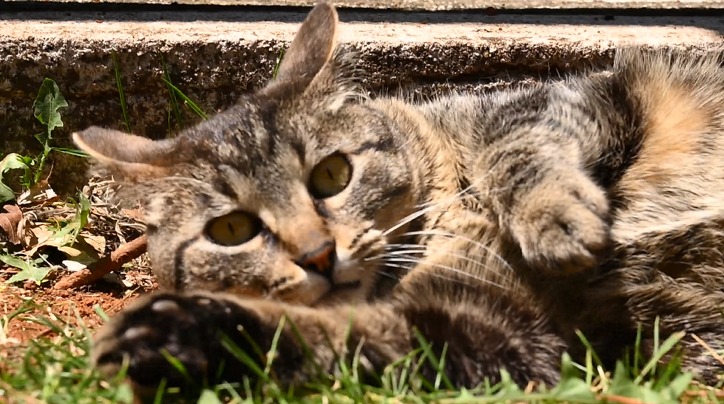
[73,127,176,181]
[263,1,339,96]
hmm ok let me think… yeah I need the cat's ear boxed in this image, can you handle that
[73,127,176,181]
[263,1,339,95]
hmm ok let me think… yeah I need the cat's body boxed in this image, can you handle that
[74,2,724,400]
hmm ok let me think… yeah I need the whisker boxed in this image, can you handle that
[382,185,478,237]
[382,203,438,237]
[374,267,404,281]
[376,249,491,274]
[381,257,507,290]
[395,229,514,272]
[377,262,485,289]
[365,249,426,262]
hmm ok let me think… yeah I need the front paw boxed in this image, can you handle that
[510,169,610,274]
[92,292,278,400]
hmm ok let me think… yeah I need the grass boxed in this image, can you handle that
[1,300,722,404]
[0,301,133,404]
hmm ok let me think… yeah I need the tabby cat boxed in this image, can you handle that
[73,1,724,400]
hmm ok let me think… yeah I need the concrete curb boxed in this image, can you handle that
[1,9,722,193]
[8,0,724,11]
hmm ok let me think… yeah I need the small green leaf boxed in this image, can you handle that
[663,372,693,400]
[70,192,92,242]
[1,253,52,284]
[46,192,92,247]
[0,153,29,202]
[33,78,68,136]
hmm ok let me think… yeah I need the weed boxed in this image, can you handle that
[0,78,87,204]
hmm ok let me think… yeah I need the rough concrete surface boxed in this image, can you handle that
[1,8,723,193]
[8,0,724,11]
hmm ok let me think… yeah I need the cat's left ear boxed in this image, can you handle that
[73,127,177,181]
[262,1,339,97]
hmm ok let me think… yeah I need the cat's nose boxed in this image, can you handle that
[295,241,336,277]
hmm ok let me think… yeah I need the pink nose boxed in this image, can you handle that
[295,241,336,276]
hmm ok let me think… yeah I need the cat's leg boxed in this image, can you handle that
[93,292,407,401]
[93,280,565,401]
[473,127,611,275]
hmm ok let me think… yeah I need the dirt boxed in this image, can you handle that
[0,267,157,345]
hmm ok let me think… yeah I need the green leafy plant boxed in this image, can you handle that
[0,78,87,203]
[0,153,29,203]
[31,78,69,186]
[0,252,52,285]
[271,48,285,79]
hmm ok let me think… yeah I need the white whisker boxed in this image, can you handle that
[377,249,491,274]
[382,185,478,237]
[395,229,514,272]
[381,257,507,290]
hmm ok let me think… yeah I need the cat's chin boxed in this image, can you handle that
[312,280,366,307]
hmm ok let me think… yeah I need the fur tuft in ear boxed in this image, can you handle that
[73,127,177,181]
[263,1,339,97]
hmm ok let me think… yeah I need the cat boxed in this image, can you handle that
[73,1,724,400]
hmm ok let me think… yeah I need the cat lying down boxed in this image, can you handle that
[73,1,724,400]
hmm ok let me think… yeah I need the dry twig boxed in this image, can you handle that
[53,235,147,290]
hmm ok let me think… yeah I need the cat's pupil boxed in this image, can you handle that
[204,211,260,246]
[326,168,334,180]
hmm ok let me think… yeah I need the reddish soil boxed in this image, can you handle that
[0,265,157,367]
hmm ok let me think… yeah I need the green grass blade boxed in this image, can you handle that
[112,52,131,133]
[161,57,184,132]
[161,77,207,120]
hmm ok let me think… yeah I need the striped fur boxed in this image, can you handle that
[73,1,724,400]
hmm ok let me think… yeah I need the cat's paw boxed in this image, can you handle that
[92,292,264,400]
[509,170,610,274]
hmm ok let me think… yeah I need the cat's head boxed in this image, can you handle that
[73,1,421,306]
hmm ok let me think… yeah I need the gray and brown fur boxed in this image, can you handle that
[73,1,724,400]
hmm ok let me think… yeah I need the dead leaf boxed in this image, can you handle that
[17,180,59,206]
[120,207,144,221]
[79,232,106,254]
[0,204,23,245]
[23,225,55,257]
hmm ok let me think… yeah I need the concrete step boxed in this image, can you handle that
[1,6,722,193]
[7,0,724,11]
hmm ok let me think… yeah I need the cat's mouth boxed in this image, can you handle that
[313,279,363,306]
[331,280,361,290]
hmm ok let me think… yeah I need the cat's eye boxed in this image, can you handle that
[205,211,261,246]
[309,154,352,198]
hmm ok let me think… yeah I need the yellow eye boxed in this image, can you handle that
[205,211,261,246]
[309,154,352,198]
